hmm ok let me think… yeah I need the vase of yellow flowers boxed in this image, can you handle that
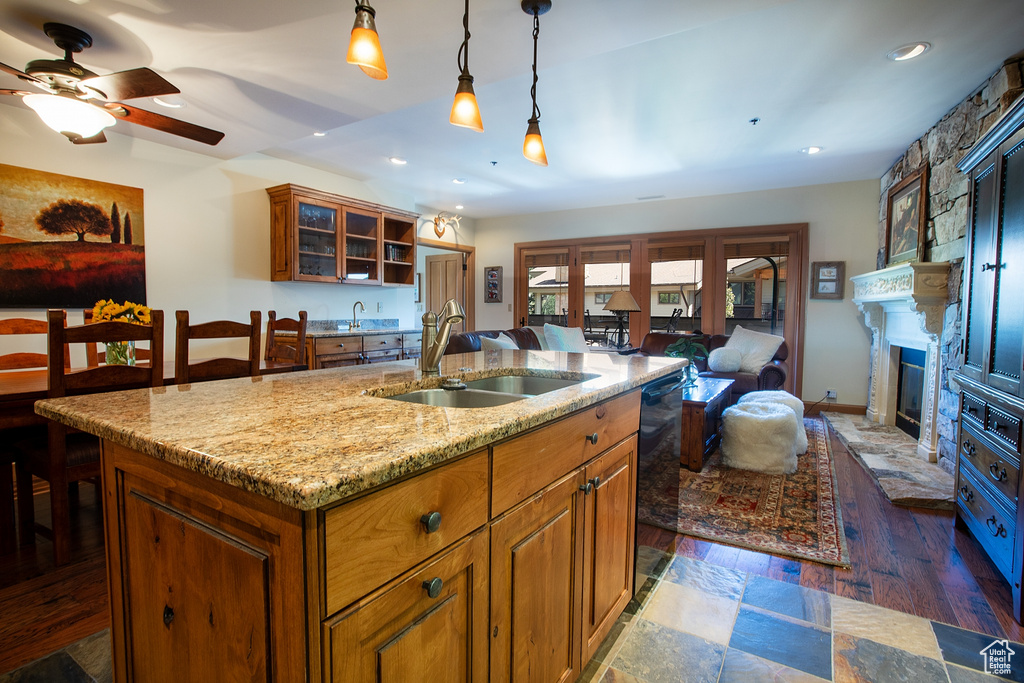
[91,299,152,366]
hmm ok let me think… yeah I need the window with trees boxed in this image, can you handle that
[657,292,680,304]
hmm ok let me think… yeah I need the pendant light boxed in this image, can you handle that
[346,2,388,80]
[521,0,551,166]
[449,0,483,131]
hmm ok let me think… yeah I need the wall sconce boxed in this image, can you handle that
[432,212,461,238]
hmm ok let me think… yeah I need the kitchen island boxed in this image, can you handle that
[36,349,684,682]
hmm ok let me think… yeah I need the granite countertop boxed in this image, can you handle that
[301,327,421,338]
[35,351,684,511]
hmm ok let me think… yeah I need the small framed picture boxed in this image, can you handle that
[811,261,845,300]
[484,266,503,303]
[885,166,928,266]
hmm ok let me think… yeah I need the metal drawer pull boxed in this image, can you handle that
[986,516,1007,538]
[989,463,1008,482]
[981,262,1004,271]
[586,433,599,445]
[422,577,443,599]
[958,486,974,504]
[962,440,976,457]
[420,511,442,533]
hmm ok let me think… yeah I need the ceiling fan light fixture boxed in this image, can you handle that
[347,3,388,80]
[450,75,483,132]
[523,118,548,166]
[23,93,115,138]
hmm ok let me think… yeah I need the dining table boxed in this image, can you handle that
[0,358,307,553]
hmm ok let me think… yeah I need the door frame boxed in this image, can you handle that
[418,237,476,331]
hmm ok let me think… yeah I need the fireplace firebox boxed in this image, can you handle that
[895,346,925,440]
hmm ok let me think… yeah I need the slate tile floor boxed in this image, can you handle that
[5,547,1024,682]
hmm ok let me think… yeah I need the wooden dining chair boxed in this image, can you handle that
[83,309,153,367]
[175,310,261,384]
[14,309,164,565]
[265,310,307,367]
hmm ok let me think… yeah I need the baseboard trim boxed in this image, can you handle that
[804,402,865,416]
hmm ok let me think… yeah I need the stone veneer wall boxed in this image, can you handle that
[877,53,1023,473]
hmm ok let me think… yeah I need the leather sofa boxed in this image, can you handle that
[635,332,789,405]
[443,327,543,355]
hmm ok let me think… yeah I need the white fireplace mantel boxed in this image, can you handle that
[851,262,950,461]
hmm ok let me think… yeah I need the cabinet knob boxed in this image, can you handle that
[422,577,444,599]
[586,433,599,445]
[163,605,175,627]
[579,481,594,495]
[420,511,442,533]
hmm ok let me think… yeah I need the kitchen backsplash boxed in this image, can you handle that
[308,318,400,331]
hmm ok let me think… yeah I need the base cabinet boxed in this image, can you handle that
[324,530,489,682]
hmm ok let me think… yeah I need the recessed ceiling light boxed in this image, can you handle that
[800,146,823,155]
[455,205,464,210]
[452,178,466,184]
[152,96,185,109]
[388,156,407,165]
[887,42,931,61]
[313,131,327,137]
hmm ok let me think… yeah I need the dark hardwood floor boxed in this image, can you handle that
[2,425,1021,675]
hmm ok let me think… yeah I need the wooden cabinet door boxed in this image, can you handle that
[581,436,637,663]
[490,470,585,683]
[961,154,999,383]
[325,530,489,682]
[990,133,1024,396]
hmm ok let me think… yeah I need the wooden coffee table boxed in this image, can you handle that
[680,377,734,471]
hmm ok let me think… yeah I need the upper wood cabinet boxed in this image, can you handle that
[267,184,417,287]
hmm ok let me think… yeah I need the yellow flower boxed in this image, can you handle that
[91,299,152,325]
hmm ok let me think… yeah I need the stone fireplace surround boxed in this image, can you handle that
[851,262,950,462]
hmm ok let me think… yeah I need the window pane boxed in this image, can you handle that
[524,248,570,327]
[725,254,787,335]
[584,246,631,348]
[649,243,703,334]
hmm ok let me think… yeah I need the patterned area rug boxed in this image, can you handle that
[638,416,850,567]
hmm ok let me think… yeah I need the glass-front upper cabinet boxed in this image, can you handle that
[342,207,381,285]
[296,200,341,281]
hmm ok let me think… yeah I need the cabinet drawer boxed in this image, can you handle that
[364,333,403,351]
[957,467,1015,580]
[491,390,641,516]
[403,332,423,349]
[362,349,402,364]
[960,423,1020,506]
[987,406,1022,453]
[962,392,985,427]
[323,451,488,615]
[316,336,363,355]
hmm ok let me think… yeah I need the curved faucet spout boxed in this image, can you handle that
[420,298,466,376]
[351,301,365,330]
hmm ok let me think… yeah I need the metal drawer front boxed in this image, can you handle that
[960,423,1020,506]
[962,392,985,427]
[986,406,1022,453]
[956,467,1015,581]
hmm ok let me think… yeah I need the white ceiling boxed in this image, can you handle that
[1,0,1023,218]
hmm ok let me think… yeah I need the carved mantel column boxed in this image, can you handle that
[851,262,950,461]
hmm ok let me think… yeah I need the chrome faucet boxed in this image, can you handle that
[420,299,466,376]
[350,301,365,330]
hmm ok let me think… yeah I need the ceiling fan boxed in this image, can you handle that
[0,22,224,146]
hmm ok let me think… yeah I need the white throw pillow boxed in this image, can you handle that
[543,324,588,353]
[724,325,784,374]
[707,347,742,373]
[480,333,519,350]
[527,326,551,350]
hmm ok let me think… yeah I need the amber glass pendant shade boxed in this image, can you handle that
[450,76,484,132]
[523,119,548,166]
[346,4,388,80]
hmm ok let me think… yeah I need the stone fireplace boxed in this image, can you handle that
[851,262,950,462]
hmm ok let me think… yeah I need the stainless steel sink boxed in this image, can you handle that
[463,375,583,395]
[385,388,528,408]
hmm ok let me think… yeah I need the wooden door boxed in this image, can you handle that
[325,530,489,682]
[580,436,637,663]
[426,253,465,332]
[490,470,584,683]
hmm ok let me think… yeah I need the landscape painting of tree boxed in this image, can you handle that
[0,163,145,308]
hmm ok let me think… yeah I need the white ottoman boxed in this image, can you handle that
[721,401,799,474]
[739,390,808,454]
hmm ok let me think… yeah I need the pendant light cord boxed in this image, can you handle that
[529,11,541,122]
[458,0,471,77]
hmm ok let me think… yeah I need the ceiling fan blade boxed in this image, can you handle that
[0,60,44,86]
[105,102,224,146]
[79,67,179,102]
[0,88,32,97]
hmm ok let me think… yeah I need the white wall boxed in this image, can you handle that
[0,105,474,358]
[472,180,879,405]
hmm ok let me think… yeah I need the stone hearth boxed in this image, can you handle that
[851,262,950,462]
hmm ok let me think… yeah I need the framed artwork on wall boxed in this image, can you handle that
[484,266,502,303]
[810,261,845,300]
[0,163,146,308]
[884,166,928,266]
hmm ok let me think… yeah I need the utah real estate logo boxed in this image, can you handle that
[981,639,1016,676]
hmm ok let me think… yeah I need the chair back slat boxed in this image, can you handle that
[0,315,68,370]
[175,310,261,384]
[46,309,164,399]
[265,311,307,365]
